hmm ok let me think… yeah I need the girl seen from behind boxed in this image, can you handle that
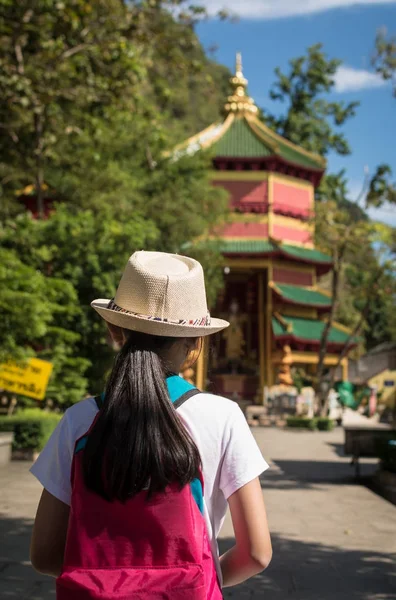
[30,251,272,598]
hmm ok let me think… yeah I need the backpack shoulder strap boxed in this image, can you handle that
[93,377,201,411]
[166,374,201,409]
[173,388,201,410]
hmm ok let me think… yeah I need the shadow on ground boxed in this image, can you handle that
[1,511,395,600]
[219,535,396,599]
[327,441,347,458]
[0,513,54,599]
[260,458,378,491]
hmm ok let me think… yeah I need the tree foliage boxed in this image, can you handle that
[1,205,158,397]
[0,0,145,216]
[1,4,395,408]
[265,43,359,157]
[264,41,395,355]
[314,199,395,412]
[0,0,230,216]
[0,0,229,404]
[315,175,396,353]
[367,164,396,208]
[0,244,89,405]
[316,170,368,221]
[373,30,396,96]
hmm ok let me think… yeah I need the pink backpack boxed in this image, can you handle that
[56,376,223,599]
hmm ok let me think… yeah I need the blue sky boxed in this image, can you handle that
[196,1,396,224]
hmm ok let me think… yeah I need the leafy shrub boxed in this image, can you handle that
[286,417,317,430]
[316,417,335,431]
[0,409,61,452]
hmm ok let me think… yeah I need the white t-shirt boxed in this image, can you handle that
[30,392,268,577]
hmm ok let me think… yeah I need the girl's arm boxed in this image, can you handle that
[30,489,70,577]
[220,477,272,587]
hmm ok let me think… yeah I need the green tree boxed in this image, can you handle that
[0,246,89,405]
[0,0,231,219]
[133,4,231,140]
[314,199,395,414]
[45,107,228,241]
[265,43,359,157]
[316,170,368,221]
[368,33,396,211]
[264,42,396,358]
[0,0,145,218]
[365,222,396,346]
[373,30,396,96]
[1,206,158,397]
[0,1,231,407]
[0,247,60,362]
[367,164,396,207]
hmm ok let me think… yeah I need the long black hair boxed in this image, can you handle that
[83,330,201,502]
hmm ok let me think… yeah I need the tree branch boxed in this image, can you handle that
[328,266,385,392]
[146,145,155,170]
[14,42,25,74]
[60,44,91,61]
[0,124,20,144]
[328,305,369,392]
[316,245,341,391]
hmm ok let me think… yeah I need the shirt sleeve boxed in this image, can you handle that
[219,405,269,500]
[30,411,74,505]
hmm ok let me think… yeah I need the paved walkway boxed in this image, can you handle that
[1,427,395,599]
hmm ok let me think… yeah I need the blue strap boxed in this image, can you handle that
[190,477,204,514]
[166,374,197,403]
[165,376,203,513]
[94,376,196,409]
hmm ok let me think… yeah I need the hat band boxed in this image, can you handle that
[107,299,211,327]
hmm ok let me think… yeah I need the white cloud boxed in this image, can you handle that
[201,0,396,19]
[334,65,387,93]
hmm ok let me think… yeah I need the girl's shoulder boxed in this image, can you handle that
[65,392,245,448]
[178,391,246,433]
[66,395,98,418]
[64,396,99,442]
[200,391,240,408]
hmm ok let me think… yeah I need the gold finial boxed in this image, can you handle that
[236,52,242,77]
[225,52,258,115]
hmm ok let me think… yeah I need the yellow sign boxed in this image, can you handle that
[0,358,53,401]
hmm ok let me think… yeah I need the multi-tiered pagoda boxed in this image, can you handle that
[177,55,351,401]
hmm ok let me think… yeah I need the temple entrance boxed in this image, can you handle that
[208,268,268,403]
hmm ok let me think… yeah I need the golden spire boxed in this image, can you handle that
[235,52,243,78]
[225,52,258,115]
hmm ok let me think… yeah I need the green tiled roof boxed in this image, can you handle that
[210,115,325,171]
[280,244,332,264]
[252,120,323,170]
[220,239,276,254]
[277,140,321,170]
[214,119,273,158]
[273,283,331,308]
[281,144,316,169]
[219,239,331,265]
[272,316,351,344]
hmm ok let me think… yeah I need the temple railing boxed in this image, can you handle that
[232,200,313,221]
[273,204,312,222]
[232,201,269,213]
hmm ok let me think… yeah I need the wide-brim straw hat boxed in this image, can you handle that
[91,251,229,337]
